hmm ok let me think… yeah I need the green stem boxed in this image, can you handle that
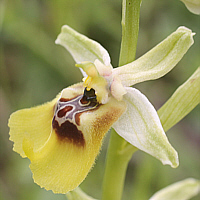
[119,0,141,66]
[102,1,141,200]
[102,130,137,200]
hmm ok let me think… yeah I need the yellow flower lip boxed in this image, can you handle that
[8,82,126,193]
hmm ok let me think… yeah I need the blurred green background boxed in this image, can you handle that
[0,0,199,199]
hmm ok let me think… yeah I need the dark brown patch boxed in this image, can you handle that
[59,98,70,102]
[57,106,73,118]
[59,95,78,102]
[52,118,85,147]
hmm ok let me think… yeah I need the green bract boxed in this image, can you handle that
[150,178,200,200]
[158,67,200,132]
[66,187,97,200]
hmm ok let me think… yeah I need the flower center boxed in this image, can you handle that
[52,87,99,147]
[76,61,109,104]
[82,88,97,102]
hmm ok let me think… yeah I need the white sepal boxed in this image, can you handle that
[181,0,200,15]
[113,26,194,87]
[112,87,179,168]
[55,25,111,66]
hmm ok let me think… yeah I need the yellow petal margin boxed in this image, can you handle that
[8,96,59,158]
[8,83,126,193]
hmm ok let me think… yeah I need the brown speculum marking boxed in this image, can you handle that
[52,119,85,146]
[57,106,73,118]
[52,88,99,147]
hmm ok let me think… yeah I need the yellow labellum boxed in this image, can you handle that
[8,83,126,193]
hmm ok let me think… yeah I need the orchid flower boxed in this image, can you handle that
[8,25,194,194]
